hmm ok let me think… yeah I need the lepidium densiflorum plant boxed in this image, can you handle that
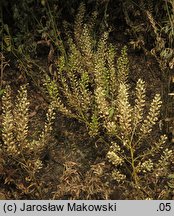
[43,3,172,198]
[107,79,173,198]
[1,84,55,198]
[44,3,129,137]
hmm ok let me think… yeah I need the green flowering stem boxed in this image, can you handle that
[128,141,139,186]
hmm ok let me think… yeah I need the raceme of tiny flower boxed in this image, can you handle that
[117,83,132,135]
[132,79,146,127]
[107,151,124,166]
[111,170,126,182]
[140,94,162,136]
